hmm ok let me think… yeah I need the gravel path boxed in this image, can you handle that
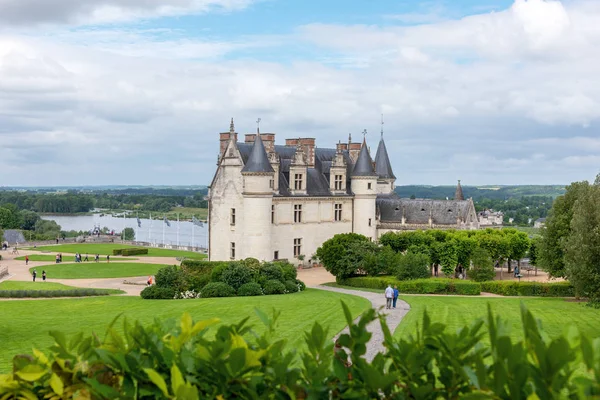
[313,285,410,362]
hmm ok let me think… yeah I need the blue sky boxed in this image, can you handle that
[0,0,599,186]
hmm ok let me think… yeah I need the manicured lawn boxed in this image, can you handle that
[396,296,600,341]
[30,244,206,259]
[0,289,370,372]
[28,262,167,279]
[16,255,136,262]
[0,280,125,295]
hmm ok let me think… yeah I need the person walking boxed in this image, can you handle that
[433,264,439,277]
[393,285,399,309]
[42,270,46,282]
[84,253,89,262]
[32,270,37,282]
[95,254,99,263]
[25,255,29,265]
[385,285,394,309]
[106,255,110,263]
[55,254,60,264]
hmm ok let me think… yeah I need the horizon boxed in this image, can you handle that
[1,0,599,186]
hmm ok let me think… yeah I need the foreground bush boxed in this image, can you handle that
[0,289,114,298]
[140,285,175,299]
[237,282,263,296]
[2,304,600,399]
[200,282,235,298]
[338,276,481,295]
[263,279,286,295]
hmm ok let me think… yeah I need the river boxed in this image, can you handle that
[41,214,208,248]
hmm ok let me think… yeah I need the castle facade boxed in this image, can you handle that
[207,120,479,262]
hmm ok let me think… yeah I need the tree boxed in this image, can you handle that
[504,229,530,272]
[436,240,458,277]
[0,206,21,229]
[20,210,41,231]
[122,227,135,241]
[539,181,589,278]
[564,183,600,304]
[316,233,371,279]
[468,248,495,282]
[395,251,431,280]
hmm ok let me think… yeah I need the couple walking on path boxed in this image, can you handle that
[384,284,399,309]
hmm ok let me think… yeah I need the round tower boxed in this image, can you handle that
[351,138,378,241]
[241,131,274,262]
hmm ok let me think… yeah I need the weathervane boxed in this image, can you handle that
[362,129,367,140]
[381,114,384,138]
[256,118,261,133]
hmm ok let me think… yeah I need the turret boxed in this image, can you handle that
[241,131,274,261]
[374,135,396,194]
[455,180,464,201]
[351,137,378,240]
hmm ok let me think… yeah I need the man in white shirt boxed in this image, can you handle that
[384,285,394,309]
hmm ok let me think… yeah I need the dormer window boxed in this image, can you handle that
[421,208,426,212]
[294,174,303,190]
[334,175,343,190]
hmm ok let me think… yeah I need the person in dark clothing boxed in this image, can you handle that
[25,255,29,265]
[42,271,46,281]
[433,264,439,277]
[392,286,399,309]
[106,255,110,263]
[32,270,37,282]
[84,254,89,262]
[95,254,99,263]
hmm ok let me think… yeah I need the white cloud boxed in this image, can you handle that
[0,0,599,186]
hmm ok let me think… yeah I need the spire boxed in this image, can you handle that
[455,180,464,201]
[229,118,235,134]
[381,113,384,138]
[374,136,396,180]
[241,133,274,173]
[352,139,376,177]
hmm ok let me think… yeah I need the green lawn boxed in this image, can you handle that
[28,262,167,279]
[0,289,370,372]
[16,255,136,262]
[30,244,206,259]
[0,280,124,295]
[395,296,600,341]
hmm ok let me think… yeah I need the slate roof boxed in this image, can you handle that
[3,229,26,244]
[241,134,274,173]
[374,138,395,179]
[237,142,354,197]
[377,195,473,225]
[352,141,377,177]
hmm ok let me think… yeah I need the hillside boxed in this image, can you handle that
[395,185,566,200]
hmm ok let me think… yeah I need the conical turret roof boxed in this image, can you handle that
[374,137,395,179]
[455,180,464,201]
[242,134,274,173]
[352,140,376,177]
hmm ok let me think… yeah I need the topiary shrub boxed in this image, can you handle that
[221,263,253,290]
[284,280,299,293]
[278,262,297,281]
[237,282,263,297]
[262,279,286,295]
[395,251,431,280]
[155,265,185,290]
[140,285,176,299]
[469,248,495,282]
[296,279,306,291]
[185,274,211,292]
[260,263,284,283]
[200,282,235,298]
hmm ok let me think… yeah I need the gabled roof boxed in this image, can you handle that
[352,141,376,177]
[241,134,274,173]
[377,196,474,225]
[374,138,395,179]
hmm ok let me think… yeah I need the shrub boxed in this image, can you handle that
[140,285,176,299]
[259,263,284,283]
[113,248,148,256]
[316,233,372,278]
[480,281,575,297]
[181,260,228,275]
[210,262,231,283]
[0,289,113,298]
[395,251,431,280]
[155,265,185,291]
[337,276,481,295]
[263,279,286,295]
[237,282,263,297]
[284,280,299,293]
[469,248,495,282]
[296,279,306,291]
[185,274,211,292]
[221,263,253,290]
[201,282,235,298]
[278,262,297,281]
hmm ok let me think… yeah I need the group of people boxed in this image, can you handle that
[73,253,90,262]
[384,285,400,309]
[31,269,46,282]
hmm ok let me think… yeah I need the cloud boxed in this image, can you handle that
[0,0,599,186]
[0,0,255,26]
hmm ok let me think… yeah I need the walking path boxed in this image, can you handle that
[313,284,410,362]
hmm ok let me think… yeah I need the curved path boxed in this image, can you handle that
[313,285,410,362]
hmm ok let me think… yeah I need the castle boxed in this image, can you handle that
[207,120,479,262]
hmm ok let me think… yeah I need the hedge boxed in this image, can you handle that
[201,282,235,298]
[337,276,576,297]
[140,285,176,299]
[0,289,113,298]
[113,248,148,256]
[480,280,575,297]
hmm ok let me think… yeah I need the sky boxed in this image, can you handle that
[1,0,599,187]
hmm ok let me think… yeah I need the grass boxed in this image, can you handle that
[167,207,208,220]
[0,289,370,372]
[30,244,206,259]
[325,283,600,342]
[28,262,168,279]
[0,280,125,295]
[16,255,137,262]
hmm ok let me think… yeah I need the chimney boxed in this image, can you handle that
[245,134,256,143]
[348,142,362,162]
[285,138,299,147]
[336,142,348,152]
[260,133,275,153]
[298,138,315,167]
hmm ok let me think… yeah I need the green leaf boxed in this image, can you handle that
[144,368,170,397]
[15,365,47,382]
[171,364,184,395]
[254,308,270,327]
[49,373,64,395]
[49,330,68,351]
